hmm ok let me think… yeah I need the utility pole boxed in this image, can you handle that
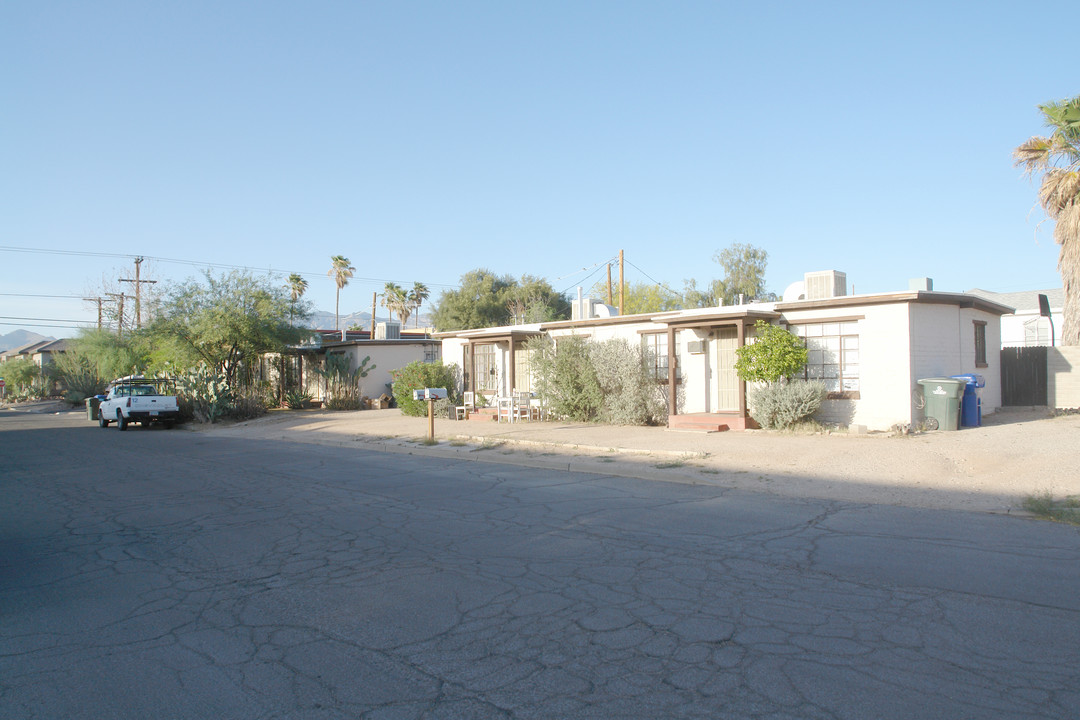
[618,249,625,316]
[106,292,126,339]
[606,263,613,306]
[370,292,377,338]
[83,297,105,329]
[119,256,157,328]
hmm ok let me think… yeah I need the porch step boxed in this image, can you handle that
[464,407,499,422]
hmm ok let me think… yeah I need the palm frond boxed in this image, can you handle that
[1013,136,1054,172]
[1038,170,1080,218]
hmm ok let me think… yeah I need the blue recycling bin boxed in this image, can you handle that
[950,374,985,427]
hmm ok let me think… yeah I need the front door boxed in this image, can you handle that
[715,327,739,412]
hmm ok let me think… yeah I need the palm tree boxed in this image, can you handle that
[286,273,308,325]
[1014,96,1080,344]
[382,282,407,325]
[409,282,430,328]
[328,256,355,331]
[288,273,309,302]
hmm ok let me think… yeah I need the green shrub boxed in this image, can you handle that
[529,336,603,422]
[748,380,827,429]
[735,320,808,385]
[588,338,666,425]
[285,390,313,409]
[229,392,268,421]
[0,357,41,392]
[50,349,109,403]
[391,361,459,417]
[175,365,232,424]
[315,354,374,411]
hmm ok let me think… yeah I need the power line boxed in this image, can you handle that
[623,258,683,297]
[0,245,459,289]
[0,315,95,323]
[0,293,88,300]
[554,256,618,282]
[0,321,87,329]
[559,262,613,296]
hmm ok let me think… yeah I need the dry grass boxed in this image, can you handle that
[1023,492,1080,525]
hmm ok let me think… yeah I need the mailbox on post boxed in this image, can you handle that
[412,388,448,401]
[413,388,448,441]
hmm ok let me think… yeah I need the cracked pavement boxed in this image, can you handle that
[2,410,1079,718]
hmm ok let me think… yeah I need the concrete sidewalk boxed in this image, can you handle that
[207,406,1078,514]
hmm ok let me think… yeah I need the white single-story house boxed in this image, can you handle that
[437,272,1014,432]
[261,326,442,403]
[967,288,1064,348]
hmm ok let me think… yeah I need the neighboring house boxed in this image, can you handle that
[966,288,1064,347]
[0,339,70,368]
[0,339,53,364]
[438,272,1013,432]
[261,325,441,403]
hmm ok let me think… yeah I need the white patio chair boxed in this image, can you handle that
[513,392,533,422]
[454,391,475,420]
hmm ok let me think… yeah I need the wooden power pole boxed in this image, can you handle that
[106,292,126,339]
[119,256,157,328]
[83,297,105,329]
[618,249,625,316]
[370,292,377,337]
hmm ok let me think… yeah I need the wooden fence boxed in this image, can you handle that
[1000,347,1047,406]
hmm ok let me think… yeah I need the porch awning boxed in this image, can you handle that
[655,308,779,329]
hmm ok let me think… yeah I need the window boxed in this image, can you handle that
[641,332,679,382]
[974,321,987,367]
[1023,317,1051,346]
[473,344,498,392]
[513,342,532,392]
[792,321,860,395]
[424,344,440,363]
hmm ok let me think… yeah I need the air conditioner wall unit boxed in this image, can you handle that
[375,321,401,340]
[804,270,847,300]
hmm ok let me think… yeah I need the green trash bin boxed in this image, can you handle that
[86,396,101,421]
[917,378,966,431]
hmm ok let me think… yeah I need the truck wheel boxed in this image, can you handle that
[99,413,109,428]
[163,420,175,430]
[117,410,128,431]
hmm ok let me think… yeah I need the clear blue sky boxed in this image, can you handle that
[2,1,1075,338]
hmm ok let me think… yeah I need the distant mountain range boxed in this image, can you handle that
[0,310,432,353]
[0,329,54,353]
[305,309,432,331]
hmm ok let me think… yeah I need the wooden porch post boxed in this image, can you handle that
[667,326,677,417]
[465,342,474,394]
[737,320,747,418]
[508,339,516,394]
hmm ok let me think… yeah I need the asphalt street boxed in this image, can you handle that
[2,409,1079,719]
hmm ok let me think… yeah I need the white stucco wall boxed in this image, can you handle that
[335,343,438,399]
[908,303,1002,422]
[779,304,913,430]
[1049,346,1080,409]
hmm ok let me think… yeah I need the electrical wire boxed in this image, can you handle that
[622,258,683,297]
[0,245,459,290]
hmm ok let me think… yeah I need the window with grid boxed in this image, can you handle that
[641,332,678,382]
[793,322,860,394]
[473,344,498,392]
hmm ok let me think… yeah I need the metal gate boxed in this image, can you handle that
[1001,347,1048,406]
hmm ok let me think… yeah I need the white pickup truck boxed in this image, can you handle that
[97,377,180,430]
